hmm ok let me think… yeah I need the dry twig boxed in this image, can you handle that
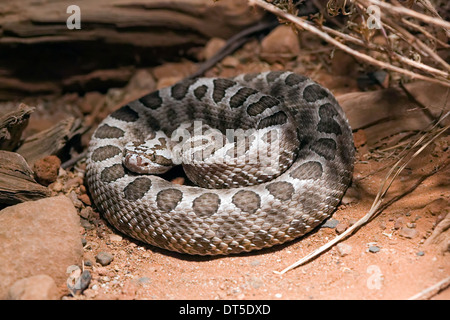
[274,112,449,274]
[248,0,450,87]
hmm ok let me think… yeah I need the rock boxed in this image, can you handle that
[68,190,83,208]
[0,195,83,299]
[96,252,114,266]
[260,25,300,64]
[368,245,380,253]
[399,227,418,239]
[67,268,92,296]
[79,91,103,114]
[6,275,59,300]
[152,61,197,81]
[322,218,339,229]
[336,243,352,257]
[78,193,91,206]
[336,222,348,234]
[33,155,61,186]
[394,217,404,230]
[221,56,240,68]
[79,206,94,220]
[109,234,123,242]
[200,37,226,61]
[353,129,367,148]
[126,69,156,92]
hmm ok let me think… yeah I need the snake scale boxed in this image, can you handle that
[86,71,355,255]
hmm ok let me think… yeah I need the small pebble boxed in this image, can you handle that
[96,251,114,266]
[275,293,282,298]
[80,218,93,230]
[109,234,123,242]
[336,243,352,256]
[416,251,425,256]
[394,217,404,230]
[322,219,339,229]
[79,207,93,219]
[335,222,348,234]
[68,191,83,208]
[399,227,418,239]
[368,245,380,253]
[67,267,91,296]
[78,194,92,206]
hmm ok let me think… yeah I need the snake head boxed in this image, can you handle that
[123,141,173,174]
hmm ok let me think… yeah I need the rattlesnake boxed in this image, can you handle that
[86,71,355,255]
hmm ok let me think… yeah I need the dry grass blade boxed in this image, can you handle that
[248,0,450,87]
[367,0,450,30]
[274,112,450,274]
[407,276,450,300]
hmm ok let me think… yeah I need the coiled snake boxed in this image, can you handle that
[86,71,354,255]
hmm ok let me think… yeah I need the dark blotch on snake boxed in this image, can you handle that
[139,91,163,109]
[232,190,261,214]
[247,96,279,116]
[290,161,323,180]
[110,106,139,122]
[257,111,288,129]
[100,164,125,183]
[303,84,329,102]
[194,85,208,100]
[285,73,307,86]
[123,177,152,201]
[266,71,285,82]
[317,103,342,135]
[156,188,183,212]
[212,79,236,103]
[94,124,124,139]
[310,138,337,160]
[229,87,258,109]
[192,193,221,217]
[172,79,196,100]
[266,181,295,201]
[91,145,121,162]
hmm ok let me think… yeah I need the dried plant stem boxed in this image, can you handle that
[375,13,450,73]
[248,0,450,87]
[274,114,450,274]
[323,25,448,78]
[353,0,450,73]
[408,276,450,300]
[367,0,450,30]
[401,18,449,49]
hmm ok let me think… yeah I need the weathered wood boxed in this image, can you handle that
[0,151,51,205]
[0,103,34,151]
[338,81,449,147]
[16,117,84,167]
[0,0,266,99]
